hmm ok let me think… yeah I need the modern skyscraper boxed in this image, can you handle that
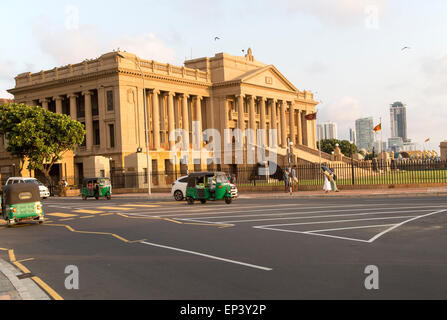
[355,117,374,151]
[317,121,338,140]
[390,101,409,142]
[349,128,356,144]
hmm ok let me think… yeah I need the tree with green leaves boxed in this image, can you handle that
[317,139,358,157]
[0,103,85,183]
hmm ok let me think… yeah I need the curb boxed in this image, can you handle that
[239,192,447,199]
[0,259,50,300]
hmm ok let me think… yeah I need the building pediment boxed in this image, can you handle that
[236,65,298,93]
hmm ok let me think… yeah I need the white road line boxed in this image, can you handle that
[187,210,427,225]
[253,226,371,243]
[122,203,447,218]
[252,215,417,228]
[304,224,396,233]
[180,206,439,222]
[139,241,272,271]
[367,209,447,243]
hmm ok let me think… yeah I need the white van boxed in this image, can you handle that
[5,177,50,199]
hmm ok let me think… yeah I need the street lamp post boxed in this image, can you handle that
[117,53,151,197]
[350,141,355,185]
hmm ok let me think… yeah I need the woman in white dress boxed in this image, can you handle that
[322,166,332,193]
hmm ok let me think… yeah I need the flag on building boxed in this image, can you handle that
[305,112,317,120]
[373,123,382,132]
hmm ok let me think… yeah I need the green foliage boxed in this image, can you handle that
[0,103,85,181]
[316,139,358,157]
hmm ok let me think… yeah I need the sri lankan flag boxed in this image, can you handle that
[305,112,317,120]
[373,123,382,132]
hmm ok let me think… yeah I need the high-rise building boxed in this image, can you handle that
[317,121,337,141]
[355,117,374,151]
[349,128,356,144]
[390,101,409,142]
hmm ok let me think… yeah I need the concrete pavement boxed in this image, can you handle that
[0,258,50,300]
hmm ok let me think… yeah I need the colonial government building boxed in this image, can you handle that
[2,49,320,186]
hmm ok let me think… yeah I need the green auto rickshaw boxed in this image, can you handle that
[81,177,112,200]
[1,183,45,227]
[185,172,233,205]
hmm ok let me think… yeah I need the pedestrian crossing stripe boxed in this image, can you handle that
[46,213,79,218]
[73,209,104,214]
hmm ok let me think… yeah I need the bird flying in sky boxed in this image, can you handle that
[214,37,220,41]
[401,46,411,51]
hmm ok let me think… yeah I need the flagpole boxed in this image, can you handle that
[380,117,383,156]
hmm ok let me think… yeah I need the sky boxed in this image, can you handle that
[1,0,446,151]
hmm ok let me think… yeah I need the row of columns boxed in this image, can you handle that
[233,95,314,149]
[38,91,95,150]
[150,90,204,151]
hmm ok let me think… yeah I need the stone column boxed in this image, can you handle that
[270,99,278,147]
[289,102,295,144]
[98,87,106,151]
[280,100,287,148]
[40,99,49,110]
[249,95,256,131]
[296,108,302,145]
[152,89,161,150]
[182,93,190,135]
[54,96,63,114]
[302,111,308,147]
[236,94,245,131]
[68,94,77,120]
[167,92,175,150]
[194,96,203,150]
[83,91,93,150]
[260,97,267,144]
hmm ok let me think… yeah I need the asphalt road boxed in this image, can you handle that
[1,195,447,300]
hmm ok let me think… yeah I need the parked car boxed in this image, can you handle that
[171,176,189,201]
[171,175,238,201]
[4,177,50,199]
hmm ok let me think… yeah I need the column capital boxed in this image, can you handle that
[40,98,50,103]
[194,95,203,101]
[235,94,245,99]
[182,93,190,99]
[53,96,64,101]
[67,93,78,99]
[152,89,160,95]
[258,97,267,102]
[167,91,176,97]
[82,91,93,96]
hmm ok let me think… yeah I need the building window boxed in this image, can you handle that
[109,124,115,148]
[99,170,105,178]
[77,94,85,118]
[107,90,114,111]
[81,122,86,147]
[91,90,99,116]
[48,99,56,113]
[93,120,100,146]
[244,100,248,113]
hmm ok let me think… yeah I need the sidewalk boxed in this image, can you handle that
[88,186,447,200]
[0,259,50,300]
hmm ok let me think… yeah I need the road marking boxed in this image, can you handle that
[117,213,233,228]
[97,206,131,211]
[201,209,431,224]
[46,213,78,218]
[368,209,447,243]
[73,209,104,214]
[5,248,63,300]
[180,206,443,221]
[140,241,272,271]
[44,224,144,243]
[60,218,75,221]
[99,213,115,216]
[80,216,95,219]
[31,276,64,300]
[304,224,396,234]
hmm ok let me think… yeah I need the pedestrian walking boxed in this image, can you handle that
[291,165,298,192]
[321,165,332,193]
[329,168,339,192]
[284,168,289,192]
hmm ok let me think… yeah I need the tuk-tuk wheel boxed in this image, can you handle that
[187,197,194,205]
[106,194,111,200]
[225,197,232,204]
[200,199,207,204]
[7,220,15,227]
[95,196,99,200]
[82,195,87,201]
